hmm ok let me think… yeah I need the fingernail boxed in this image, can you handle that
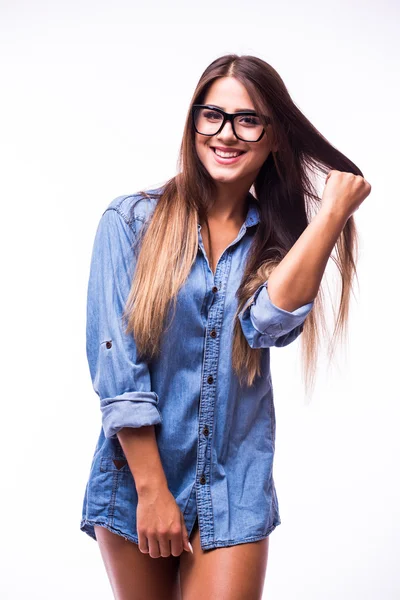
[188,541,193,554]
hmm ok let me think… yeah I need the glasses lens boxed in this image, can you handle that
[193,107,264,141]
[233,114,264,142]
[194,107,224,136]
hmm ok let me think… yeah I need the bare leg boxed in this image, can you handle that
[179,518,269,600]
[94,524,181,600]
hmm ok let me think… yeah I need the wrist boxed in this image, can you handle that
[317,203,350,228]
[136,476,169,497]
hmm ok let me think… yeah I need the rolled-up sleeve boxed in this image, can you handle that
[86,206,162,439]
[238,280,314,349]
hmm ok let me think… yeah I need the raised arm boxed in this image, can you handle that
[267,170,371,312]
[238,171,371,349]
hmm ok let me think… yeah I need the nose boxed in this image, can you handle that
[216,119,236,140]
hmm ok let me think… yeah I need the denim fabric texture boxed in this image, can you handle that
[80,186,315,550]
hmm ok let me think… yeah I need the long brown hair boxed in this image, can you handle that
[123,54,362,397]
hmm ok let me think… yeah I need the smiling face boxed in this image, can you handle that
[194,77,276,187]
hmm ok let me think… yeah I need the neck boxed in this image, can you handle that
[207,181,252,224]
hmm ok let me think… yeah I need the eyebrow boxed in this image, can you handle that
[206,103,257,113]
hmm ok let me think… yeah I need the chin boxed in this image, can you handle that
[207,169,241,183]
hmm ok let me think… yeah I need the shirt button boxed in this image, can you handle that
[203,426,209,436]
[106,341,112,349]
[207,375,214,384]
[212,286,218,293]
[200,475,206,484]
[210,329,217,338]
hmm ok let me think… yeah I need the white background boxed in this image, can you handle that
[1,1,399,598]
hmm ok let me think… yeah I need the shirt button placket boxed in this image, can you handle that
[196,256,230,546]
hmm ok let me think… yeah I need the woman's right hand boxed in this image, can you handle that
[136,485,193,558]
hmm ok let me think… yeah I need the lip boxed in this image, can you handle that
[209,146,247,165]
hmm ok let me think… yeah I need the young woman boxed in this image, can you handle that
[80,54,371,599]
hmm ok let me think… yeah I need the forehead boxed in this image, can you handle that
[203,77,255,111]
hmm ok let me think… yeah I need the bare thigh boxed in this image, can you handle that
[179,518,269,600]
[94,525,181,600]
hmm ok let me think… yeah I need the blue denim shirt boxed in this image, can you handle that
[80,186,315,550]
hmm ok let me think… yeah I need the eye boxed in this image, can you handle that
[237,115,261,127]
[203,110,223,121]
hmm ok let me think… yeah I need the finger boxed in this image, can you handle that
[138,531,149,554]
[158,534,172,558]
[147,533,161,559]
[180,512,192,554]
[170,528,184,557]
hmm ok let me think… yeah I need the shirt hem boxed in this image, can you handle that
[80,518,139,545]
[80,517,282,550]
[200,519,281,550]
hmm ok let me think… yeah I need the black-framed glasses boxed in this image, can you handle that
[191,104,271,142]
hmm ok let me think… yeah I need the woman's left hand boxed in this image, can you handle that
[321,170,371,220]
